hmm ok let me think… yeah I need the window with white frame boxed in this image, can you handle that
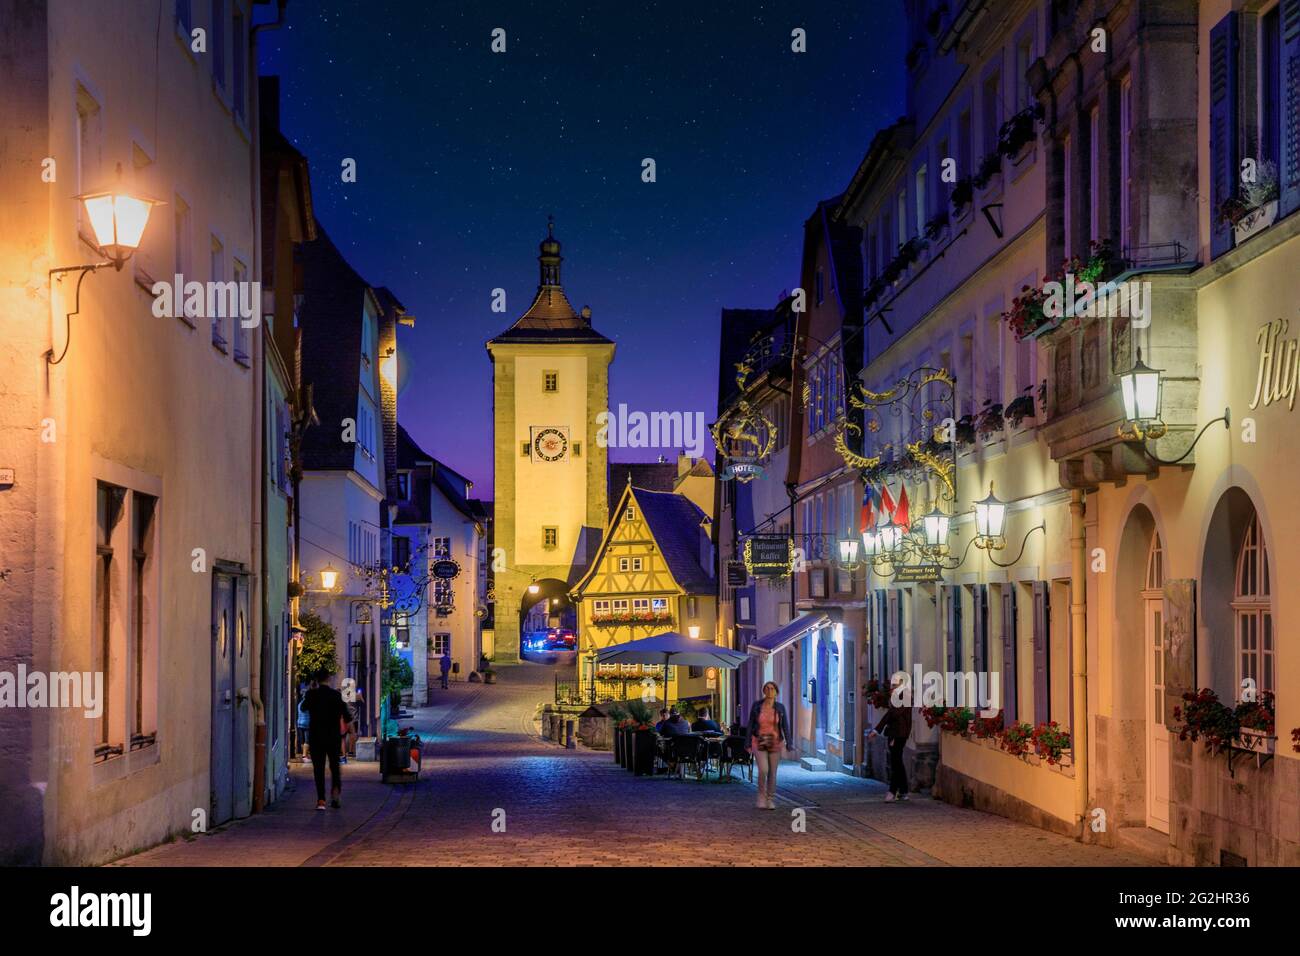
[652,597,668,613]
[432,536,451,559]
[1233,511,1273,698]
[633,598,650,613]
[232,258,249,362]
[612,599,629,614]
[430,633,450,656]
[593,599,611,615]
[210,236,227,349]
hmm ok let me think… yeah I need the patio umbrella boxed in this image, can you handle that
[596,631,748,712]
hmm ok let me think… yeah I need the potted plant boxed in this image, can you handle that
[1003,283,1051,340]
[950,177,974,214]
[924,209,950,241]
[1235,692,1276,754]
[970,710,1004,740]
[972,152,1002,190]
[864,679,890,710]
[609,704,629,763]
[1031,721,1071,764]
[1005,388,1036,428]
[1173,688,1239,756]
[999,721,1034,757]
[482,666,497,684]
[1221,160,1279,244]
[976,401,1005,439]
[997,105,1042,161]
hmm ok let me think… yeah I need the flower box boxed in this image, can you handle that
[1234,199,1278,245]
[1236,727,1276,755]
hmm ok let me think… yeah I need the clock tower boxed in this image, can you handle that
[486,221,615,662]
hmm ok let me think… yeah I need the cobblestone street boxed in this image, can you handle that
[119,663,1154,867]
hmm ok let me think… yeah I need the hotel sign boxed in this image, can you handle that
[893,564,942,584]
[1250,317,1300,410]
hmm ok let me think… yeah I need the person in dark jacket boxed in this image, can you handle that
[869,679,914,802]
[691,708,721,733]
[745,681,792,810]
[659,709,692,736]
[302,672,351,810]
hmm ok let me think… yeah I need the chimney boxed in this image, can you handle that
[375,291,400,504]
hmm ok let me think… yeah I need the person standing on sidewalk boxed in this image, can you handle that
[439,651,452,690]
[302,672,350,810]
[869,678,913,802]
[746,681,792,810]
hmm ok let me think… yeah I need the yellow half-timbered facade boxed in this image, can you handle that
[573,482,719,708]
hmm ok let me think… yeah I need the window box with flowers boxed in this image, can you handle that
[997,104,1043,166]
[972,152,1003,193]
[924,209,950,243]
[1005,388,1036,429]
[1219,160,1279,246]
[975,401,1004,441]
[1172,688,1239,756]
[1234,692,1276,755]
[1031,721,1072,766]
[591,610,675,629]
[950,177,974,217]
[999,721,1035,757]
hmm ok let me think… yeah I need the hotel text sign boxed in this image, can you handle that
[1250,318,1300,410]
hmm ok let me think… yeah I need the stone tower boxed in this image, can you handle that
[486,220,615,662]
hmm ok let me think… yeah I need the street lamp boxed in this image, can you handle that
[688,625,701,639]
[838,537,860,570]
[320,563,340,591]
[77,184,162,270]
[922,508,951,552]
[1117,348,1230,463]
[973,484,1007,547]
[379,347,398,388]
[528,582,540,595]
[47,165,163,366]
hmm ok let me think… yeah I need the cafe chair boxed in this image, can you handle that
[669,735,706,780]
[722,735,753,782]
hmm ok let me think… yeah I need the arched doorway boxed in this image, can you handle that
[1115,503,1165,830]
[518,578,577,657]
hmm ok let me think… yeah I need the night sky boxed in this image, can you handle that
[259,1,905,498]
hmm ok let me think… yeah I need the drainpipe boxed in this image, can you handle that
[1070,488,1089,833]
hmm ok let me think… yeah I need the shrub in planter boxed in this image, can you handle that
[1031,721,1071,765]
[1235,691,1275,734]
[997,105,1042,159]
[954,414,977,449]
[1173,688,1239,756]
[1003,284,1050,340]
[897,236,928,267]
[999,721,1034,757]
[922,706,976,736]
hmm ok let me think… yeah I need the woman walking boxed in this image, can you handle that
[746,681,792,810]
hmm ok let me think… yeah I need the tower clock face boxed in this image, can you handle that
[531,426,569,462]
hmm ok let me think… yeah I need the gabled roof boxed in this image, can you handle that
[607,461,676,515]
[575,484,715,597]
[393,423,478,526]
[716,304,795,412]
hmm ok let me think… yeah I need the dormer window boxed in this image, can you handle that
[397,473,410,499]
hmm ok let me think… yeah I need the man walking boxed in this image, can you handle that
[868,675,914,802]
[439,650,452,690]
[301,671,351,810]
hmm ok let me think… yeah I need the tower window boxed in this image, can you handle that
[542,526,558,550]
[521,441,531,457]
[573,441,582,457]
[543,371,558,392]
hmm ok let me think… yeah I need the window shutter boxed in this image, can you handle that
[972,584,988,677]
[1001,585,1017,723]
[1210,12,1239,258]
[945,585,960,673]
[1282,0,1300,216]
[1032,581,1050,724]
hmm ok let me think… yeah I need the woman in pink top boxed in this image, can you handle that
[745,681,792,809]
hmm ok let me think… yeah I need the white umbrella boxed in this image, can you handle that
[597,631,747,711]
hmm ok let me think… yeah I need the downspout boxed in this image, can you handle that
[1070,488,1089,833]
[249,0,288,814]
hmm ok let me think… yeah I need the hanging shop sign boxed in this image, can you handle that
[726,560,749,586]
[710,355,778,483]
[893,563,942,584]
[744,534,794,577]
[431,559,461,580]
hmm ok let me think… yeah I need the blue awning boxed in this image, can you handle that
[746,612,831,658]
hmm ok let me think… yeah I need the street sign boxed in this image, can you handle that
[431,559,461,580]
[726,560,748,586]
[894,563,942,583]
